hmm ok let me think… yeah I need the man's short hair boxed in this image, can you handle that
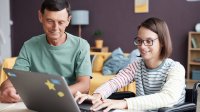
[40,0,71,15]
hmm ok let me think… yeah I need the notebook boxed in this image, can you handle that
[3,68,97,112]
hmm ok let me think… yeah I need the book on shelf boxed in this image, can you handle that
[193,58,200,63]
[191,37,198,48]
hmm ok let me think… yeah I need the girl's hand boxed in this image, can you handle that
[91,99,128,112]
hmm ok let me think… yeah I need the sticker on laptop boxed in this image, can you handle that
[7,72,17,77]
[44,80,65,97]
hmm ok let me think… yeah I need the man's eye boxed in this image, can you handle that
[47,20,53,23]
[59,22,64,25]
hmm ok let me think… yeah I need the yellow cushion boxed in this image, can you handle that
[0,57,17,85]
[90,52,111,72]
[92,55,104,72]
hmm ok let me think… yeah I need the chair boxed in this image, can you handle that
[108,81,200,112]
[158,81,200,112]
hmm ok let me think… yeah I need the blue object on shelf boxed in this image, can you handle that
[192,70,200,80]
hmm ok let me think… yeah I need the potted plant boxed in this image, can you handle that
[93,30,104,48]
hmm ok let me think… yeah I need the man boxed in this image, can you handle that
[0,0,92,103]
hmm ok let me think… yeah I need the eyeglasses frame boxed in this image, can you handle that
[134,37,158,46]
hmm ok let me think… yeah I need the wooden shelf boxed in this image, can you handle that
[186,79,199,83]
[189,62,200,65]
[190,48,200,51]
[187,32,200,81]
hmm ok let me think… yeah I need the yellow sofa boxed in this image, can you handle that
[90,52,136,94]
[0,53,136,94]
[0,57,17,85]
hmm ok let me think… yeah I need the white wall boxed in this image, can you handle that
[0,0,12,63]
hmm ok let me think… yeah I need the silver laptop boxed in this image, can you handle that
[3,68,97,112]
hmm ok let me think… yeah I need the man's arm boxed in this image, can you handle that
[69,76,90,95]
[0,79,21,103]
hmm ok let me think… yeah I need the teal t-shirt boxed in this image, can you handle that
[13,33,92,85]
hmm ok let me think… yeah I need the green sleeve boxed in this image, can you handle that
[75,41,92,77]
[13,44,31,71]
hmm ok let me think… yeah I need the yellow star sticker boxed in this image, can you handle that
[57,91,65,97]
[45,80,56,91]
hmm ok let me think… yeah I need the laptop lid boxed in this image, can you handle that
[3,68,83,112]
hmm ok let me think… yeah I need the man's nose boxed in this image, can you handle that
[53,22,59,29]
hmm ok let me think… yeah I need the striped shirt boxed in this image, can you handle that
[94,58,185,111]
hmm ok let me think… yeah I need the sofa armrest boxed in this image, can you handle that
[0,57,17,85]
[158,103,196,112]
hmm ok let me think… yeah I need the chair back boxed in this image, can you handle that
[196,84,200,112]
[185,88,193,103]
[185,81,200,104]
[192,81,200,104]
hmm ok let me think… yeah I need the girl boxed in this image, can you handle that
[75,17,185,112]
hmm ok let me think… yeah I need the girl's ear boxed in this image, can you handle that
[67,15,72,22]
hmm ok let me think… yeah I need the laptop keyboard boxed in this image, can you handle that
[78,100,107,112]
[78,102,103,112]
[80,108,94,112]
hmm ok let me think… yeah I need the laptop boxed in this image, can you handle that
[3,68,99,112]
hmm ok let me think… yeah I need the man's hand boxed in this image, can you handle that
[0,80,21,103]
[75,91,102,104]
[69,76,90,95]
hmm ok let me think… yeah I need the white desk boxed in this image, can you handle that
[0,102,35,112]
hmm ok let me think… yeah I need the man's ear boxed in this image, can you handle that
[38,10,43,23]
